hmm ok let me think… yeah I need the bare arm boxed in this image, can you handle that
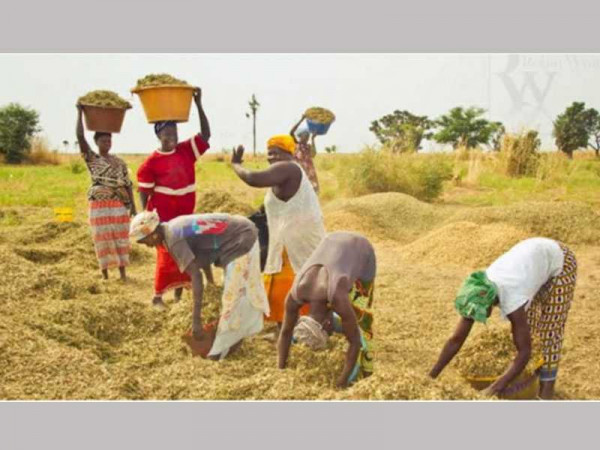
[486,306,532,395]
[333,290,362,388]
[231,146,296,188]
[126,184,137,216]
[193,88,211,142]
[75,105,92,156]
[203,265,214,285]
[289,114,306,144]
[186,260,205,339]
[310,133,317,158]
[278,294,301,369]
[429,317,474,378]
[139,191,149,210]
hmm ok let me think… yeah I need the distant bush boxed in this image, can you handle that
[0,103,41,164]
[70,160,86,174]
[27,137,61,165]
[500,130,541,177]
[341,148,453,201]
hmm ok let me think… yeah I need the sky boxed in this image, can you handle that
[1,53,600,154]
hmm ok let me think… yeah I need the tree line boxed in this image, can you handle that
[1,101,600,164]
[370,102,600,159]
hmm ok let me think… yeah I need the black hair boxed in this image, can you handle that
[94,132,111,141]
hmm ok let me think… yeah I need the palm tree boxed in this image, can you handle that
[246,94,260,156]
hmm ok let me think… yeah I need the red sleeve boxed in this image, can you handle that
[137,156,155,193]
[177,134,210,162]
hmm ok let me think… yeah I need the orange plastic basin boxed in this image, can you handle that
[82,105,129,133]
[131,85,195,123]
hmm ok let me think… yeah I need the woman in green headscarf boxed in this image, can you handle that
[429,237,577,400]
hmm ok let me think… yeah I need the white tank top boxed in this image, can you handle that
[263,163,326,274]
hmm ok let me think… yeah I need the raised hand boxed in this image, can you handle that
[193,87,202,104]
[231,145,245,164]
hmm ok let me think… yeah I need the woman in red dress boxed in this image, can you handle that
[137,87,213,309]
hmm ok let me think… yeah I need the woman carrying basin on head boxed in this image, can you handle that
[290,114,319,194]
[76,105,136,281]
[136,87,214,310]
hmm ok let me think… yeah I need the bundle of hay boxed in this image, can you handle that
[78,90,131,109]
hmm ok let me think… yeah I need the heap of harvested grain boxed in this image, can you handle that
[447,201,600,245]
[455,327,543,378]
[402,221,528,269]
[339,369,485,400]
[78,90,131,109]
[323,192,444,244]
[195,189,255,216]
[136,73,189,88]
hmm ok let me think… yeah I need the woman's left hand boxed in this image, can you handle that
[182,328,215,358]
[193,87,202,104]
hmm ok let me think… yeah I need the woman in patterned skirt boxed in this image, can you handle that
[430,237,577,400]
[76,105,136,280]
[290,114,319,194]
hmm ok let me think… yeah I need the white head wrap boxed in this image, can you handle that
[293,316,329,351]
[129,210,160,242]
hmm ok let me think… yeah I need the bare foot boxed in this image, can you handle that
[152,297,167,311]
[174,287,183,303]
[262,332,277,343]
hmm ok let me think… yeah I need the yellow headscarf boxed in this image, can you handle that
[267,135,296,155]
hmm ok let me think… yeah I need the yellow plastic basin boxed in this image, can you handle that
[131,85,195,123]
[464,358,545,400]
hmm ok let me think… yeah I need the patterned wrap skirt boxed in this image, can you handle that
[89,199,131,270]
[527,243,577,382]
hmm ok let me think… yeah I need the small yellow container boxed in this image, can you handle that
[54,207,73,223]
[464,358,545,400]
[131,85,195,123]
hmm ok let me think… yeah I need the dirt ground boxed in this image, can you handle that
[1,191,599,400]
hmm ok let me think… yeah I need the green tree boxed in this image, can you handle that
[324,145,337,154]
[587,108,600,158]
[369,110,433,153]
[433,106,503,149]
[0,103,40,163]
[552,102,597,159]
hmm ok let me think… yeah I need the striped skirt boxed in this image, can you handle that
[89,199,131,270]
